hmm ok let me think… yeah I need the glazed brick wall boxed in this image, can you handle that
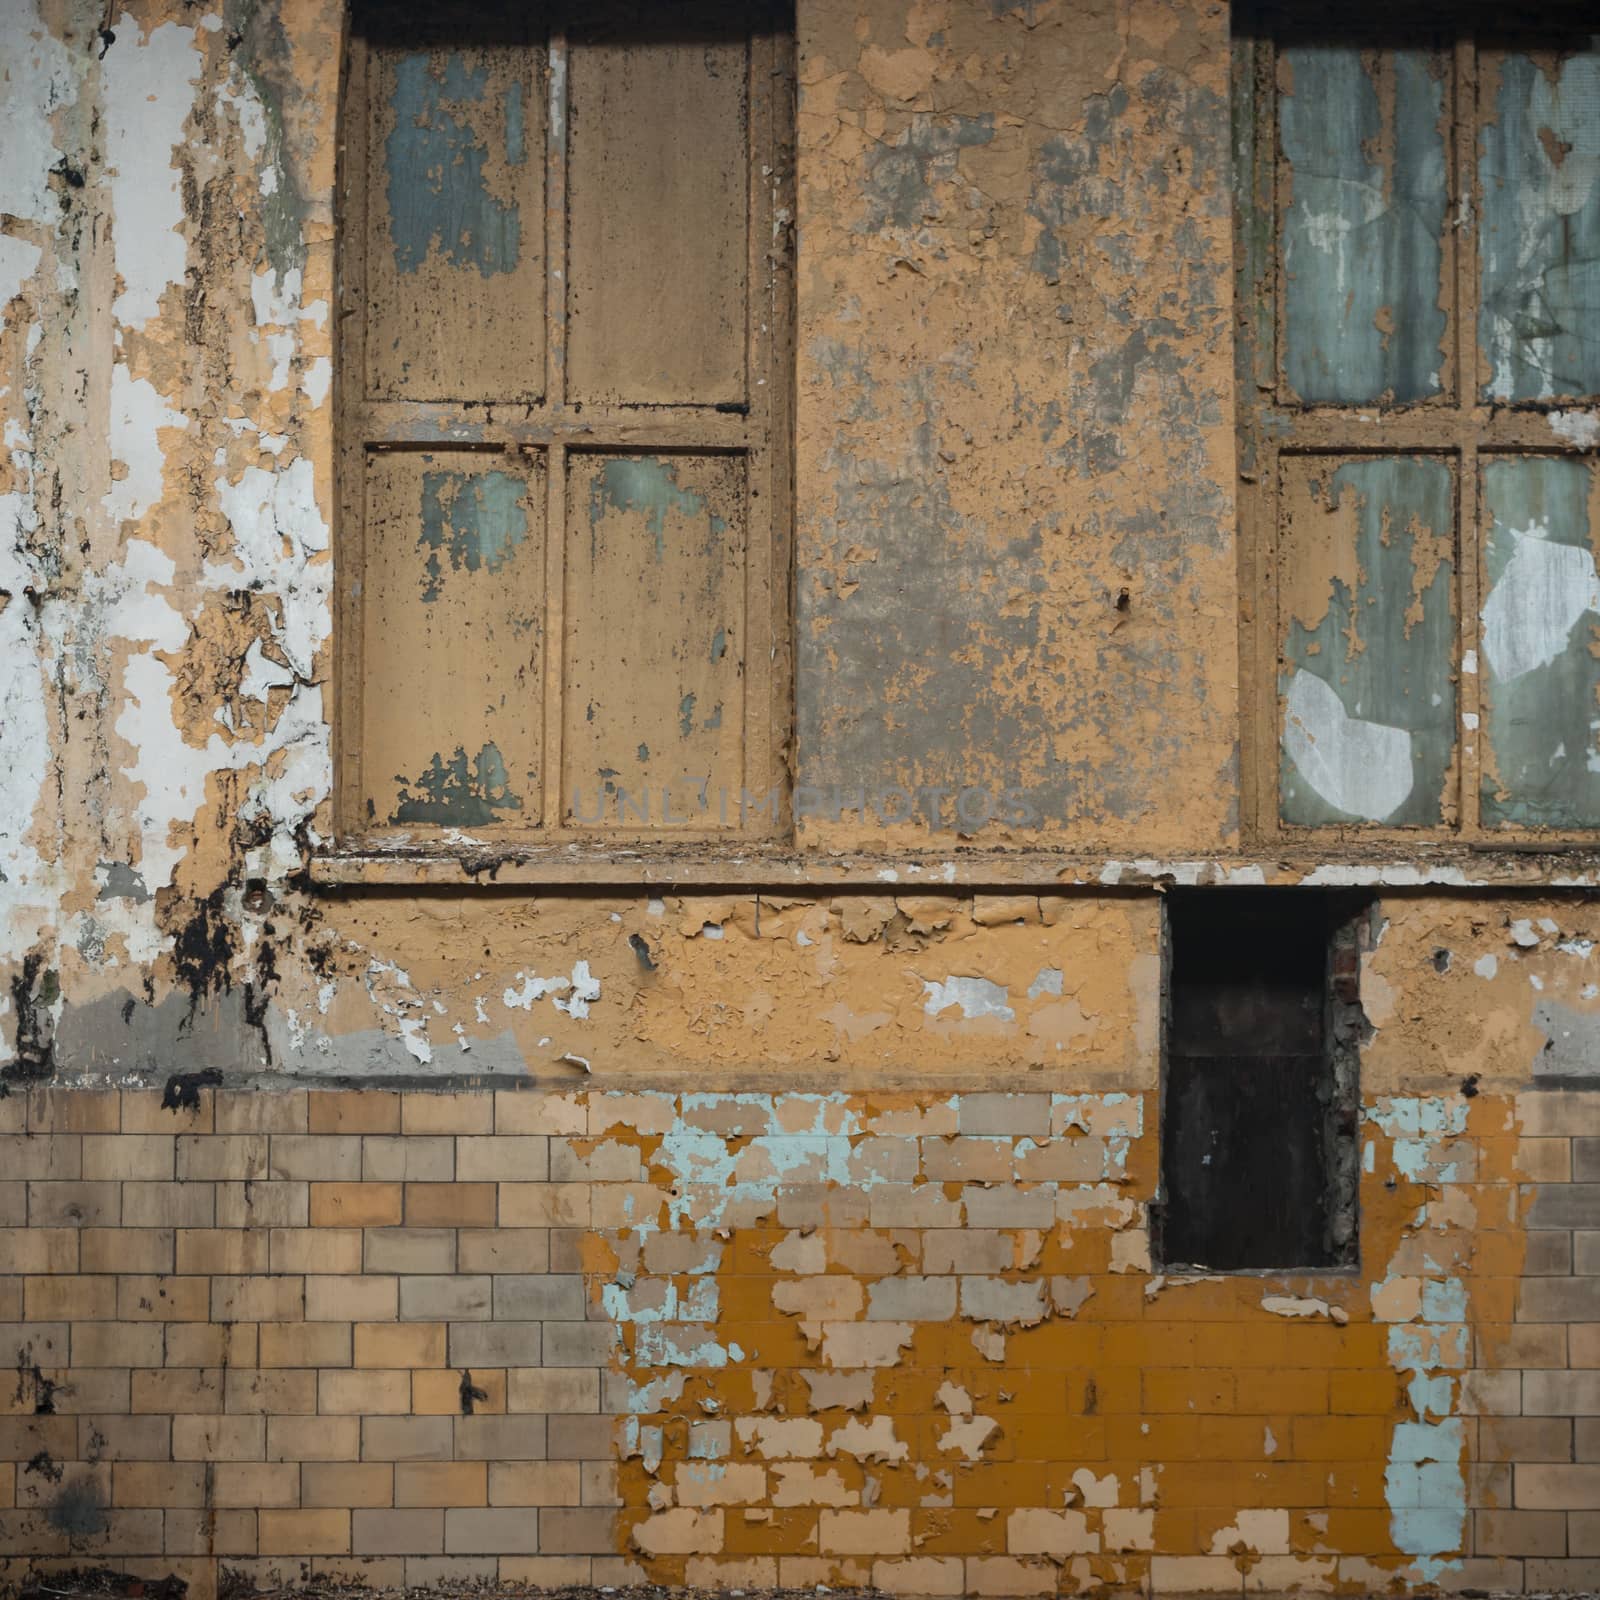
[0,1085,1597,1599]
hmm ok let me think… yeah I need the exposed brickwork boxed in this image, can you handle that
[1,1085,1598,1597]
[0,1089,622,1600]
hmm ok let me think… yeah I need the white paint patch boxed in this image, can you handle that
[91,539,185,650]
[238,639,295,702]
[113,652,220,892]
[1261,1293,1346,1324]
[250,268,328,393]
[1549,410,1600,450]
[555,959,600,1019]
[102,14,201,329]
[104,364,188,526]
[1283,669,1414,821]
[921,975,1014,1022]
[1070,1469,1119,1508]
[1026,967,1063,999]
[0,235,43,335]
[101,513,331,890]
[216,75,267,162]
[398,1016,431,1064]
[301,356,332,409]
[1209,1509,1290,1557]
[210,457,330,679]
[1481,524,1600,682]
[0,487,67,966]
[503,961,600,1019]
[826,1416,908,1464]
[0,1,75,224]
[364,958,433,1064]
[938,1414,998,1461]
[1474,953,1498,980]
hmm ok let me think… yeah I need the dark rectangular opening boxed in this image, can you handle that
[1157,889,1367,1273]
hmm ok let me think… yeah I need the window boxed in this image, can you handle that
[336,2,794,845]
[1157,890,1366,1273]
[1234,11,1600,841]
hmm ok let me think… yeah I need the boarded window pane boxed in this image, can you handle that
[563,453,746,828]
[567,21,748,406]
[1481,456,1600,827]
[1478,44,1600,402]
[1279,456,1456,826]
[366,41,546,403]
[1278,46,1449,404]
[362,450,545,830]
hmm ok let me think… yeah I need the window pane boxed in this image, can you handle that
[366,40,547,403]
[362,450,546,830]
[1279,46,1450,404]
[1279,456,1457,826]
[563,453,747,828]
[1481,456,1600,827]
[1478,43,1600,402]
[567,21,749,406]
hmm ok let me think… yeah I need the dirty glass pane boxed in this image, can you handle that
[1279,46,1449,404]
[563,453,746,828]
[567,22,748,406]
[366,41,546,403]
[363,450,545,830]
[1279,456,1457,826]
[1478,45,1600,402]
[1481,457,1600,827]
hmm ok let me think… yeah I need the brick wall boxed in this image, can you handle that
[2,1084,1597,1598]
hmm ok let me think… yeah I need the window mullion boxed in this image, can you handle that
[1454,33,1482,837]
[1235,28,1278,846]
[542,29,571,833]
[335,35,374,840]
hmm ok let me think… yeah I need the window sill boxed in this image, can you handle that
[306,842,1600,890]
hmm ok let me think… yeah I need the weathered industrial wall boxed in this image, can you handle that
[0,0,1247,1083]
[0,1052,1597,1597]
[1,0,1599,1597]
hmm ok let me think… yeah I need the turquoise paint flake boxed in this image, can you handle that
[621,1373,685,1416]
[419,470,529,602]
[504,79,526,166]
[589,455,720,562]
[390,742,524,827]
[1366,1098,1469,1139]
[386,51,521,278]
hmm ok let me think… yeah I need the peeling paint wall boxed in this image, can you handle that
[794,0,1239,849]
[0,0,1243,1090]
[2,1,1600,1597]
